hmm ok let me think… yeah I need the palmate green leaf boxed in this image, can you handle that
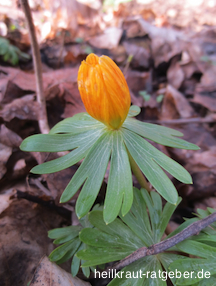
[53,232,81,245]
[196,208,216,235]
[123,128,192,184]
[104,131,133,224]
[48,225,81,239]
[81,260,91,278]
[175,240,216,259]
[49,210,95,278]
[30,129,103,174]
[120,188,153,246]
[60,131,112,218]
[141,190,181,242]
[76,188,187,285]
[49,112,104,134]
[197,208,210,218]
[20,128,103,153]
[78,189,181,271]
[72,243,91,278]
[158,197,182,241]
[48,225,82,244]
[169,258,216,285]
[88,205,151,247]
[72,251,81,277]
[59,129,133,222]
[168,223,216,285]
[123,129,180,204]
[89,210,144,247]
[166,218,199,240]
[120,189,181,246]
[77,244,134,267]
[123,118,199,150]
[107,256,166,286]
[77,210,144,266]
[159,253,188,286]
[20,109,198,223]
[192,276,216,286]
[55,241,81,265]
[80,228,120,248]
[79,204,103,228]
[192,234,216,245]
[141,190,163,242]
[49,238,81,262]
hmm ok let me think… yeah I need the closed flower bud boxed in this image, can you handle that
[77,53,131,129]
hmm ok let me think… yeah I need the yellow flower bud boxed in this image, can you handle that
[77,53,131,129]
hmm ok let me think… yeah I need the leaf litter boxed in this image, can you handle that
[0,0,216,284]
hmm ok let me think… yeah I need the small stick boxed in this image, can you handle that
[108,211,216,271]
[16,190,71,220]
[20,0,49,134]
[147,115,216,125]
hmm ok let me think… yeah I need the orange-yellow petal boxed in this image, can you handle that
[77,53,131,129]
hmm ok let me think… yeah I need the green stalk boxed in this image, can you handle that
[127,150,151,193]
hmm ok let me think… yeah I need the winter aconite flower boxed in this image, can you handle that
[77,53,131,129]
[20,53,199,225]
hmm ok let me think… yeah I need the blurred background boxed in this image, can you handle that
[1,0,216,285]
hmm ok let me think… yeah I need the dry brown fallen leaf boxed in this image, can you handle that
[45,165,78,201]
[123,40,150,69]
[0,95,40,122]
[160,84,195,120]
[0,142,12,179]
[192,84,216,112]
[0,66,84,122]
[0,124,22,148]
[200,65,216,88]
[30,256,91,286]
[0,193,68,286]
[129,17,184,66]
[0,193,12,215]
[0,66,79,101]
[88,27,123,49]
[167,56,185,90]
[126,69,150,107]
[165,122,216,202]
[60,82,85,118]
[194,197,216,211]
[188,146,216,174]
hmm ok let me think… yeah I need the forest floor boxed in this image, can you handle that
[0,0,216,285]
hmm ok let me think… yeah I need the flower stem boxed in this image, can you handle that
[127,150,151,192]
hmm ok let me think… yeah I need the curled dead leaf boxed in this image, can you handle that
[0,125,22,148]
[30,256,91,286]
[0,95,40,122]
[161,85,195,120]
[88,27,123,49]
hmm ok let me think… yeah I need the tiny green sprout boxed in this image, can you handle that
[20,53,199,224]
[0,37,30,65]
[156,94,164,103]
[75,37,84,43]
[127,54,134,63]
[139,90,151,101]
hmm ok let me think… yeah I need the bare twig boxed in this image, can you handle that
[16,190,71,220]
[147,115,216,125]
[108,211,216,271]
[20,0,49,134]
[30,178,51,196]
